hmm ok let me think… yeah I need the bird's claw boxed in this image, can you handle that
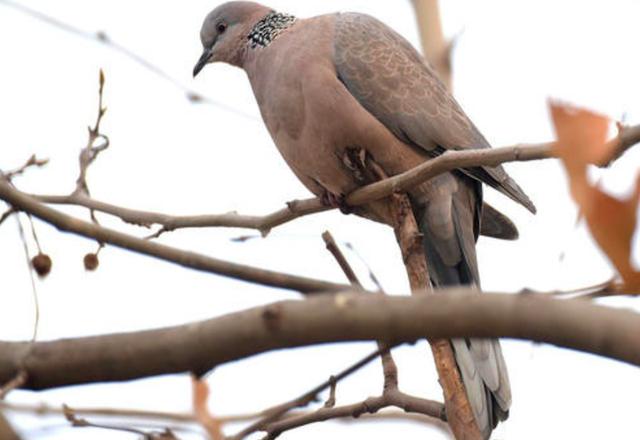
[321,191,352,214]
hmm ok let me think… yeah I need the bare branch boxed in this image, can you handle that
[0,371,27,400]
[0,292,639,391]
[33,192,325,234]
[321,231,398,392]
[0,207,16,226]
[264,389,445,439]
[31,123,640,235]
[0,179,347,294]
[73,70,109,198]
[3,155,49,180]
[63,404,180,439]
[367,156,480,438]
[15,217,40,340]
[1,401,196,424]
[0,401,449,434]
[227,346,386,440]
[322,231,363,289]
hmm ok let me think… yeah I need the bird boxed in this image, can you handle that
[193,2,535,438]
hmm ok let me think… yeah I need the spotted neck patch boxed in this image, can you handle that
[247,11,296,49]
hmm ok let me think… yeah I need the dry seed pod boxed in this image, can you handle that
[83,253,99,271]
[32,253,52,277]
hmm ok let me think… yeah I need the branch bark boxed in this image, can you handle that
[1,292,639,391]
[0,179,347,294]
[30,124,640,235]
[380,162,480,438]
[226,346,386,440]
[263,389,445,439]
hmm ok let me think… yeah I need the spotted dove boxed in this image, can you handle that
[194,2,536,437]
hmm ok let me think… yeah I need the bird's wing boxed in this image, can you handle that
[333,12,536,213]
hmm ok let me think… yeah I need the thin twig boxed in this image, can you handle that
[1,401,196,424]
[0,0,253,119]
[321,230,398,391]
[227,346,388,440]
[73,70,109,198]
[0,207,16,226]
[343,241,385,291]
[0,400,449,434]
[15,217,39,341]
[263,389,445,439]
[0,371,27,400]
[0,179,347,294]
[4,155,49,180]
[321,231,363,289]
[63,404,180,439]
[323,376,337,408]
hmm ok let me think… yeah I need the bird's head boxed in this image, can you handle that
[193,1,272,76]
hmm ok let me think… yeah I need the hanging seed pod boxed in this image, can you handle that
[31,253,52,277]
[83,253,99,271]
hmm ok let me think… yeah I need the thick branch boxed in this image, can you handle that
[31,124,640,234]
[0,179,346,294]
[0,292,639,390]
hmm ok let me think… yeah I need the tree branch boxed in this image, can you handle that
[0,401,196,424]
[367,156,480,438]
[0,292,639,391]
[29,123,640,235]
[0,178,347,294]
[263,389,445,439]
[0,371,27,400]
[226,346,387,440]
[0,399,449,427]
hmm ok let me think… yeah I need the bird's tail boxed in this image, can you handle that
[414,191,511,439]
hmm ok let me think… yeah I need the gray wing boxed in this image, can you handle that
[333,12,536,213]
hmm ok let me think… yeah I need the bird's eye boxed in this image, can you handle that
[217,23,227,33]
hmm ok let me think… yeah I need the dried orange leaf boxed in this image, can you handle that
[550,101,611,165]
[191,376,223,440]
[582,178,640,288]
[550,101,640,290]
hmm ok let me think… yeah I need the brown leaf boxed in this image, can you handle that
[191,375,223,440]
[550,101,611,165]
[583,178,640,288]
[550,102,640,290]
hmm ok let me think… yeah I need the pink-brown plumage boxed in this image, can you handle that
[194,3,535,437]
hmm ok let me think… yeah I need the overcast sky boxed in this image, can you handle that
[1,1,639,439]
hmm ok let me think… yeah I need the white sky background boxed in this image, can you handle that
[1,0,639,439]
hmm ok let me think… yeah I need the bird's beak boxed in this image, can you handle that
[193,48,212,77]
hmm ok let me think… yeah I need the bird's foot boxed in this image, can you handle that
[321,190,352,214]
